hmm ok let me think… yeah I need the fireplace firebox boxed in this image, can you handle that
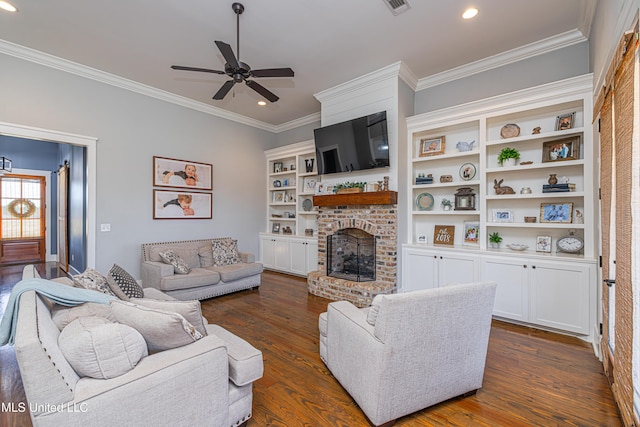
[327,228,376,282]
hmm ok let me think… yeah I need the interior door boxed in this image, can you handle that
[57,163,69,272]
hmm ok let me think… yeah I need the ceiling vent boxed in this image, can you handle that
[383,0,411,15]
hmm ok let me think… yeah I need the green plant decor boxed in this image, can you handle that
[497,147,520,165]
[441,198,452,208]
[334,181,366,191]
[488,232,503,244]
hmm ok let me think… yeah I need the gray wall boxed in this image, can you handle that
[271,120,320,150]
[0,53,274,278]
[415,42,590,115]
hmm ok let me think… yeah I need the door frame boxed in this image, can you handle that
[0,121,97,269]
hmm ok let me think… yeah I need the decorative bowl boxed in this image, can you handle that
[507,243,529,251]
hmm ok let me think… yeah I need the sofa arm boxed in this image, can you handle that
[238,252,255,264]
[141,261,174,289]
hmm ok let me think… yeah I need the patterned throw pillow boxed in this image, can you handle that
[211,239,241,267]
[158,250,191,274]
[107,264,144,299]
[72,268,116,296]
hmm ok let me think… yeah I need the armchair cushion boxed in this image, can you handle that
[59,316,147,379]
[110,300,203,351]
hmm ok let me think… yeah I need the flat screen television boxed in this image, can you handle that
[313,111,389,175]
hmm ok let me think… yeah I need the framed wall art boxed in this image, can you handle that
[153,190,212,220]
[540,202,573,223]
[153,156,212,190]
[419,136,445,157]
[433,225,455,246]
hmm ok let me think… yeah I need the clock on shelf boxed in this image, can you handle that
[556,230,584,254]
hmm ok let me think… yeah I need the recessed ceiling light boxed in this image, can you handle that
[462,8,478,19]
[0,1,18,12]
[258,101,267,106]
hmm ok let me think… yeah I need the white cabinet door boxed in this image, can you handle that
[260,235,275,268]
[529,261,593,335]
[289,239,308,275]
[437,253,479,286]
[401,248,439,292]
[306,240,318,273]
[273,238,290,271]
[481,256,529,322]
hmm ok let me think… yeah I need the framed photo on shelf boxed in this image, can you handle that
[153,190,212,220]
[416,234,427,244]
[542,136,581,162]
[555,112,576,131]
[462,221,480,246]
[433,225,455,246]
[536,235,552,253]
[153,156,212,190]
[492,209,514,223]
[303,177,317,193]
[419,136,445,157]
[273,162,283,173]
[540,202,573,223]
[272,222,280,233]
[272,191,285,203]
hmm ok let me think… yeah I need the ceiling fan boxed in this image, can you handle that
[171,2,294,103]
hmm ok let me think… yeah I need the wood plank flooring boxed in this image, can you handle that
[0,264,622,426]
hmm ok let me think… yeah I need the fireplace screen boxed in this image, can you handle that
[327,228,376,282]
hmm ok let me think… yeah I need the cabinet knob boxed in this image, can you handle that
[532,265,536,269]
[523,265,527,268]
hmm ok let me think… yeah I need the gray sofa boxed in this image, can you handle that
[319,282,497,426]
[14,265,263,427]
[141,238,263,300]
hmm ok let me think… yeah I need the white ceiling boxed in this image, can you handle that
[0,0,594,130]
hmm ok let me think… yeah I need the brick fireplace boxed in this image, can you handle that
[307,191,398,307]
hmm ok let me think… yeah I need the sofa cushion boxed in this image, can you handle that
[151,246,200,269]
[206,324,263,386]
[159,268,220,291]
[110,300,203,352]
[208,263,263,282]
[58,316,147,379]
[130,298,207,336]
[158,250,192,274]
[198,244,215,267]
[72,268,116,296]
[211,239,241,267]
[107,264,144,300]
[51,302,115,330]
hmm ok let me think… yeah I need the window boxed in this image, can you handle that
[0,175,45,239]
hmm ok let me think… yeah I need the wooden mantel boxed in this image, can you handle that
[313,190,398,207]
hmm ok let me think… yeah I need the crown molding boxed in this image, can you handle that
[275,112,321,132]
[416,30,587,92]
[577,0,598,39]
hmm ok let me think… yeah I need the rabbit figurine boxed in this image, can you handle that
[456,140,476,152]
[494,179,515,195]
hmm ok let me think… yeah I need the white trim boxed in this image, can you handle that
[416,30,587,91]
[265,140,314,160]
[9,168,54,262]
[275,113,321,133]
[0,121,97,269]
[577,0,598,39]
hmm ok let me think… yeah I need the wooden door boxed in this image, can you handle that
[57,163,69,272]
[0,175,46,264]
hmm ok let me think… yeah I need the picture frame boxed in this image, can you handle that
[417,234,427,244]
[542,136,581,162]
[492,209,514,223]
[153,190,212,220]
[536,235,552,253]
[153,156,212,190]
[540,202,573,223]
[555,112,576,131]
[273,162,283,173]
[303,177,317,193]
[463,221,480,246]
[272,222,280,233]
[433,225,455,246]
[459,163,476,181]
[419,136,446,157]
[272,191,285,203]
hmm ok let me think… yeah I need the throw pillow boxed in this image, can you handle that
[51,302,115,330]
[211,239,241,267]
[366,294,384,326]
[129,298,208,336]
[58,316,148,379]
[158,250,191,274]
[110,300,203,352]
[106,264,144,300]
[72,268,116,296]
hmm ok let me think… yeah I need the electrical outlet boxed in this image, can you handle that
[100,224,111,232]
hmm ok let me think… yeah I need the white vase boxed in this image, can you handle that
[505,158,517,167]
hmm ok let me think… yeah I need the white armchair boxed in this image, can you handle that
[318,282,497,426]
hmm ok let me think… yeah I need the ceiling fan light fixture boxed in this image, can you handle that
[462,8,479,20]
[0,1,18,12]
[257,101,267,106]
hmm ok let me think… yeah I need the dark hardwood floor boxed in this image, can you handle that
[0,263,622,426]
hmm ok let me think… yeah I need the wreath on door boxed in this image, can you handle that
[8,198,36,218]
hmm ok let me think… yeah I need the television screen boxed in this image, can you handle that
[313,111,389,175]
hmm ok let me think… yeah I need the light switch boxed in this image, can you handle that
[100,224,111,232]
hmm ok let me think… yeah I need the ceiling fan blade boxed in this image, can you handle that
[251,68,295,78]
[215,41,239,70]
[246,80,279,103]
[171,65,226,74]
[213,80,235,100]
